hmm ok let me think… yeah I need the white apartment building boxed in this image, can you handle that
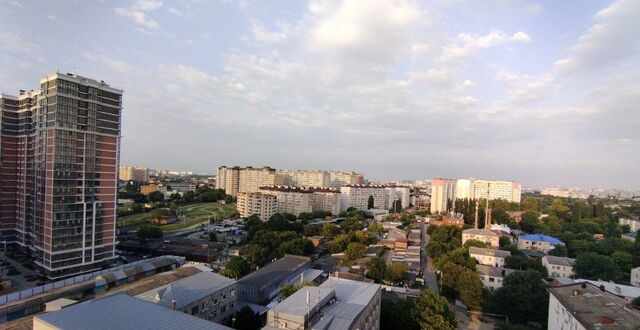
[236,192,277,221]
[455,178,522,203]
[548,282,640,330]
[259,186,313,216]
[277,169,330,187]
[542,256,575,278]
[385,186,411,210]
[329,171,365,187]
[264,277,381,330]
[216,166,284,196]
[430,178,457,214]
[309,188,341,215]
[620,216,640,233]
[517,234,564,253]
[119,166,150,182]
[476,265,514,290]
[469,247,511,267]
[462,229,500,247]
[339,185,406,212]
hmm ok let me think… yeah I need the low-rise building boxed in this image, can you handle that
[33,293,232,330]
[476,265,514,290]
[517,234,564,253]
[542,256,575,278]
[135,270,237,324]
[237,255,311,305]
[619,216,640,232]
[469,247,510,267]
[237,192,277,221]
[462,229,499,247]
[263,277,381,330]
[548,282,640,330]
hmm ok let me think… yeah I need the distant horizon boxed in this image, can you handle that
[121,163,639,191]
[2,0,638,190]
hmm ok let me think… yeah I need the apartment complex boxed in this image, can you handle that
[0,73,121,279]
[430,178,457,214]
[259,186,341,216]
[339,185,410,212]
[431,178,521,214]
[216,166,365,196]
[118,166,149,182]
[216,166,283,196]
[264,277,381,330]
[236,192,277,221]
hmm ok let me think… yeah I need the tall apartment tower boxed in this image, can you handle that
[430,178,457,214]
[0,72,122,279]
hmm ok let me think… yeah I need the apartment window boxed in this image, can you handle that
[489,278,495,282]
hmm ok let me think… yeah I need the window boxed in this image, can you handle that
[489,278,495,282]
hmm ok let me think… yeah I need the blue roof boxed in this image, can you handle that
[520,234,563,244]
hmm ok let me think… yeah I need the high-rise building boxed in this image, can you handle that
[339,185,407,212]
[329,171,364,187]
[277,169,330,187]
[236,192,277,221]
[216,166,283,197]
[430,178,457,214]
[0,72,122,279]
[258,186,341,216]
[118,166,149,182]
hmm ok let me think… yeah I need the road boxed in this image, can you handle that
[421,222,439,291]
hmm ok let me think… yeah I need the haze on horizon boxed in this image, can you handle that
[1,0,638,190]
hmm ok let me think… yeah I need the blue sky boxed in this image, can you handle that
[1,0,638,189]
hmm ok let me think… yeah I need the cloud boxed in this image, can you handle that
[495,68,558,105]
[555,0,640,73]
[0,31,41,53]
[251,21,288,43]
[439,30,530,62]
[308,0,419,62]
[114,0,163,31]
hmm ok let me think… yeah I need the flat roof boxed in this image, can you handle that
[543,255,575,267]
[519,234,563,244]
[238,255,310,291]
[463,229,498,237]
[136,270,236,310]
[106,265,203,297]
[34,293,231,330]
[549,282,640,329]
[469,247,511,258]
[476,265,515,278]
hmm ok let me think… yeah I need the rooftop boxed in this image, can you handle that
[476,265,515,278]
[469,247,511,258]
[543,255,575,267]
[463,229,498,237]
[238,255,310,291]
[33,293,231,330]
[136,269,236,310]
[519,234,563,244]
[107,264,204,297]
[549,282,640,329]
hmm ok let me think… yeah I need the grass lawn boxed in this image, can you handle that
[118,202,237,232]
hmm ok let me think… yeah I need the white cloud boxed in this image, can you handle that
[555,0,640,73]
[511,31,531,43]
[251,21,288,43]
[0,31,41,53]
[114,0,163,31]
[46,14,57,21]
[308,0,419,62]
[439,29,530,62]
[462,79,475,87]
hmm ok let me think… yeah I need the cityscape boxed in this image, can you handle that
[1,1,639,330]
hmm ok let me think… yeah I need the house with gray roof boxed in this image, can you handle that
[476,265,515,290]
[469,247,511,267]
[542,256,575,278]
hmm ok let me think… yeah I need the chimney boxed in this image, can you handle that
[599,285,606,292]
[474,203,479,229]
[484,199,491,230]
[171,300,177,310]
[581,282,587,289]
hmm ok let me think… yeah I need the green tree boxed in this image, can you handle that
[224,256,251,277]
[344,242,367,260]
[278,238,314,256]
[386,263,408,283]
[522,198,539,212]
[574,252,620,281]
[368,222,384,236]
[368,195,375,209]
[456,267,484,310]
[137,224,163,240]
[366,257,387,283]
[321,223,339,239]
[381,299,420,330]
[147,191,164,203]
[487,270,548,325]
[499,236,511,247]
[413,289,457,330]
[427,225,462,258]
[435,248,476,271]
[612,251,634,274]
[233,306,262,330]
[548,244,568,257]
[219,268,239,279]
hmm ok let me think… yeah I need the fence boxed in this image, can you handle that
[0,255,185,305]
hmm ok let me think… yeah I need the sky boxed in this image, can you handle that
[0,0,639,189]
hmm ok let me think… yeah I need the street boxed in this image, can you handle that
[420,222,438,291]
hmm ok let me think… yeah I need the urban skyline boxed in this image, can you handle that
[1,0,638,189]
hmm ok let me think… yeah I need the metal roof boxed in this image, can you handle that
[34,293,232,330]
[519,234,563,244]
[543,255,575,267]
[238,255,311,291]
[469,247,511,258]
[136,271,236,310]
